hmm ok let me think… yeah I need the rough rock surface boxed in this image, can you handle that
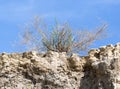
[0,43,120,89]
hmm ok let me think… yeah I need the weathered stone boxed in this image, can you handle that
[0,43,120,89]
[68,53,85,71]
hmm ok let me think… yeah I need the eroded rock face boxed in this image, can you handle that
[0,43,120,89]
[80,43,120,89]
[0,51,84,89]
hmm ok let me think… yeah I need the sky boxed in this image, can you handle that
[0,0,120,53]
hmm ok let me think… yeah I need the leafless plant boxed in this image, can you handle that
[20,16,107,53]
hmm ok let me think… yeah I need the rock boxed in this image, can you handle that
[0,51,83,89]
[80,43,120,89]
[0,43,120,89]
[68,53,85,71]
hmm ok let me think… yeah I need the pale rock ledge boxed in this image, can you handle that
[0,43,120,89]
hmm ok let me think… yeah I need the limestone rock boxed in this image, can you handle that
[0,43,120,89]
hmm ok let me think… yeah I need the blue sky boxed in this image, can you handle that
[0,0,120,53]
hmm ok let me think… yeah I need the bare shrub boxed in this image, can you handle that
[20,17,107,53]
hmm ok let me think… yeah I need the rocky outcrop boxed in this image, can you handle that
[0,43,120,89]
[80,43,120,89]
